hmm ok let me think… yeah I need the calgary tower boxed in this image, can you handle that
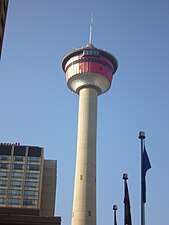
[62,20,118,225]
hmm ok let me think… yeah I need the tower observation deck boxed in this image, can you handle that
[62,43,118,225]
[62,43,118,95]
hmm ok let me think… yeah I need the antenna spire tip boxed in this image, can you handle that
[89,14,93,45]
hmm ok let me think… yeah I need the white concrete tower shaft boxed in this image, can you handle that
[72,87,98,225]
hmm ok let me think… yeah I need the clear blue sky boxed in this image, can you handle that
[1,1,169,225]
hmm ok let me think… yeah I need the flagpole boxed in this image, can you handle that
[113,205,118,225]
[139,131,145,225]
[123,173,128,225]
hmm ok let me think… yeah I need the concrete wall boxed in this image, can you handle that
[40,160,57,216]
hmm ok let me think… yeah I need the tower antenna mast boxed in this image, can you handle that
[89,13,93,45]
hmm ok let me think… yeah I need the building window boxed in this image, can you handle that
[27,157,41,163]
[0,163,9,169]
[0,171,8,178]
[8,198,21,205]
[14,156,24,162]
[24,190,38,197]
[23,199,37,206]
[11,172,24,179]
[0,155,11,161]
[0,189,7,196]
[0,198,6,204]
[26,173,40,180]
[12,164,24,170]
[9,189,22,196]
[26,165,40,171]
[25,181,39,188]
[0,180,7,186]
[10,181,23,187]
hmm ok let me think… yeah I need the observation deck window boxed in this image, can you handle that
[83,49,100,57]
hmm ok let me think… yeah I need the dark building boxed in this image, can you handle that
[0,214,61,225]
[0,143,61,225]
[0,0,8,59]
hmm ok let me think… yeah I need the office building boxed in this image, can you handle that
[62,29,118,225]
[0,143,61,225]
[0,0,8,59]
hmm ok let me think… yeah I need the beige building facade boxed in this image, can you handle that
[0,144,61,225]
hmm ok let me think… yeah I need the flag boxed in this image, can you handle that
[142,146,151,203]
[124,180,132,225]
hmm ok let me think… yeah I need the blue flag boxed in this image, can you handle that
[124,180,132,225]
[142,146,151,203]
